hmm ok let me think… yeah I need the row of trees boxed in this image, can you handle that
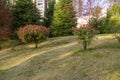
[1,0,120,49]
[0,0,76,39]
[0,0,46,49]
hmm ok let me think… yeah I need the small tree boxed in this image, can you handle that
[72,25,95,50]
[17,25,49,48]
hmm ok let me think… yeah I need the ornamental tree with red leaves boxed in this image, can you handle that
[0,0,12,49]
[72,24,95,50]
[17,25,49,48]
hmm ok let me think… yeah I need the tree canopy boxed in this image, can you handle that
[51,0,76,36]
[12,0,41,31]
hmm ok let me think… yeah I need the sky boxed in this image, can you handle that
[81,0,111,16]
[83,0,110,9]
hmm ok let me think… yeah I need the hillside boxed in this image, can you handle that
[0,35,120,80]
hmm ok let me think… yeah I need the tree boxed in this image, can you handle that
[73,0,82,17]
[17,25,49,48]
[72,25,95,50]
[108,3,120,44]
[90,12,112,34]
[108,3,120,31]
[0,0,12,49]
[12,0,41,32]
[51,0,76,36]
[91,6,102,18]
[109,3,120,16]
[45,0,55,27]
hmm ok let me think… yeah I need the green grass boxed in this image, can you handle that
[0,34,120,80]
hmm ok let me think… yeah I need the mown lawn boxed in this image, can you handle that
[0,34,120,80]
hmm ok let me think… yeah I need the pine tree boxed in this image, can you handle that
[12,0,41,31]
[51,0,76,36]
[45,0,55,27]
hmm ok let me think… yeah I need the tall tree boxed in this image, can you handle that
[12,0,41,32]
[73,0,82,17]
[0,0,12,49]
[51,0,76,36]
[45,0,55,27]
[108,3,120,26]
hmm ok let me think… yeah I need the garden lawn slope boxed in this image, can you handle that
[0,34,120,80]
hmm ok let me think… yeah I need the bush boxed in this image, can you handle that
[17,25,49,48]
[72,25,95,50]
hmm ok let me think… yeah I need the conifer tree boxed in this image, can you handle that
[51,0,76,36]
[45,0,55,27]
[12,0,41,31]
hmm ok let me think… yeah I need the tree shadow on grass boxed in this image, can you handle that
[73,39,120,56]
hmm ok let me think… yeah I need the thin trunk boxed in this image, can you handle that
[35,42,38,48]
[83,41,87,50]
[0,45,1,50]
[118,38,120,44]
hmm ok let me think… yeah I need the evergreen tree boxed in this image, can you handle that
[51,0,76,36]
[45,0,55,27]
[12,0,41,31]
[109,3,120,16]
[108,3,120,27]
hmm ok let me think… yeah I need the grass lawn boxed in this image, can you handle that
[0,34,120,80]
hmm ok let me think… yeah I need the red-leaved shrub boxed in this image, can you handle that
[17,24,49,48]
[72,24,95,50]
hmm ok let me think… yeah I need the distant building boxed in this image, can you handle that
[76,15,93,28]
[32,0,48,17]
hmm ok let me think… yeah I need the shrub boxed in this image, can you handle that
[17,25,49,48]
[72,25,95,50]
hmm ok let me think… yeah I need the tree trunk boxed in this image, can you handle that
[0,45,1,50]
[83,41,87,51]
[118,38,120,44]
[35,42,38,48]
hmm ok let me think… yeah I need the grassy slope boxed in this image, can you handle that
[0,34,120,80]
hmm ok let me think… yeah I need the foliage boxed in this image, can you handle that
[109,3,120,16]
[72,25,95,50]
[17,25,49,48]
[0,0,11,6]
[12,0,41,32]
[91,6,102,18]
[112,25,120,44]
[0,0,12,49]
[110,4,120,44]
[45,0,55,28]
[108,3,120,32]
[91,15,112,34]
[51,0,76,36]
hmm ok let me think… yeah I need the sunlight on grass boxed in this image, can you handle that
[105,72,120,80]
[0,35,120,80]
[0,41,77,70]
[95,34,114,40]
